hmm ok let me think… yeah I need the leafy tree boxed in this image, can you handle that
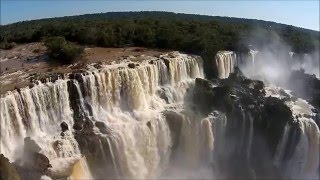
[0,41,16,50]
[44,36,84,64]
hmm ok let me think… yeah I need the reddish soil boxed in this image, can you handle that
[0,43,169,95]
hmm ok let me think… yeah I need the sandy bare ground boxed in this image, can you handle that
[0,43,169,95]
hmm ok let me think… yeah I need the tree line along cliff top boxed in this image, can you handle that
[1,11,318,54]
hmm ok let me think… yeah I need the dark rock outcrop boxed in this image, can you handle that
[74,119,117,179]
[286,69,320,109]
[60,122,69,132]
[285,69,320,127]
[23,139,51,173]
[193,78,215,114]
[128,63,135,68]
[0,154,21,180]
[24,137,41,154]
[192,68,300,179]
[95,121,110,134]
[14,137,52,180]
[30,153,51,173]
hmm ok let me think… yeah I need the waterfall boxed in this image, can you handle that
[265,86,320,178]
[273,123,290,168]
[0,79,76,161]
[160,110,215,179]
[286,118,320,178]
[0,52,204,179]
[246,113,254,161]
[70,156,92,180]
[214,50,261,79]
[2,49,318,179]
[249,49,258,65]
[177,111,214,167]
[215,51,236,79]
[87,53,204,179]
[289,52,294,58]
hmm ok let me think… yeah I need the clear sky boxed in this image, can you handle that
[1,1,319,31]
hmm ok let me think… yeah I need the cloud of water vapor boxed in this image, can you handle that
[239,28,319,86]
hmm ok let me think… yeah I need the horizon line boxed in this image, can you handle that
[1,10,319,32]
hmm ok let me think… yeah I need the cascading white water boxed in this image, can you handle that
[159,109,215,179]
[0,52,206,179]
[265,86,320,179]
[289,52,294,59]
[0,80,77,160]
[235,49,260,78]
[70,156,93,180]
[215,51,236,79]
[2,49,318,179]
[215,50,259,79]
[273,123,290,168]
[249,49,258,65]
[79,52,204,179]
[178,111,214,166]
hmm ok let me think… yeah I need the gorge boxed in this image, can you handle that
[0,49,319,179]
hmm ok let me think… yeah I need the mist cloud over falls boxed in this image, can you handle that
[235,29,319,87]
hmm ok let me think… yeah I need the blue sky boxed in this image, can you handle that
[1,1,319,31]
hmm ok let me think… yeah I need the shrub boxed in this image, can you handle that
[0,41,16,50]
[44,36,84,64]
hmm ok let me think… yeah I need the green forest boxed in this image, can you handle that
[0,12,319,76]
